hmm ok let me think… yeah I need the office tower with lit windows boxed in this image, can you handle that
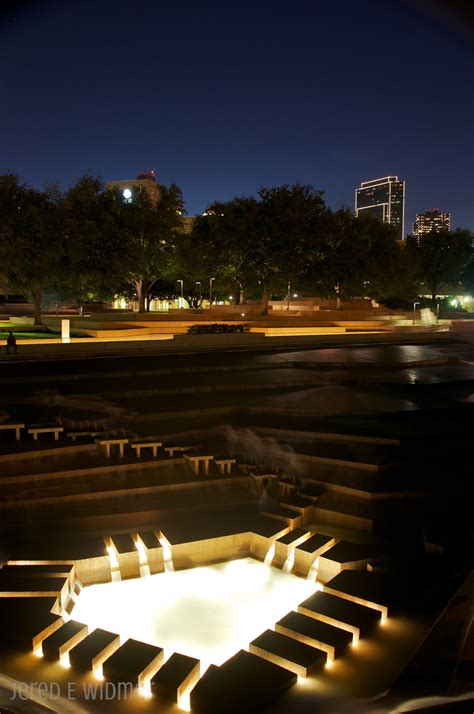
[106,169,161,205]
[412,209,451,242]
[355,176,406,240]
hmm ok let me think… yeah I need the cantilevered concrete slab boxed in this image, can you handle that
[323,570,390,620]
[190,650,296,714]
[294,532,337,575]
[0,564,74,578]
[42,620,88,661]
[274,529,311,567]
[68,628,120,673]
[150,652,200,702]
[318,540,385,583]
[249,629,326,677]
[275,611,352,661]
[102,638,164,688]
[0,596,58,650]
[137,531,160,549]
[298,590,381,642]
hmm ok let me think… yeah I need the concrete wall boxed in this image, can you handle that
[75,555,111,586]
[171,533,251,570]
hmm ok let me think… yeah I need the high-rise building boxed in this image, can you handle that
[106,169,161,205]
[412,209,451,242]
[355,176,406,240]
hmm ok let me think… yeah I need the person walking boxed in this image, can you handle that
[5,331,18,354]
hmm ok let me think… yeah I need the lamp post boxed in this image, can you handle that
[177,280,184,308]
[195,281,202,307]
[209,278,215,308]
[286,282,291,310]
[436,302,440,323]
[413,301,420,325]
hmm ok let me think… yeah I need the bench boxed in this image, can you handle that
[96,439,129,458]
[215,458,236,475]
[164,446,194,457]
[68,431,105,441]
[28,426,64,441]
[130,441,162,458]
[0,423,25,441]
[184,454,215,475]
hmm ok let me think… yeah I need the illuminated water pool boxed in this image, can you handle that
[72,557,318,668]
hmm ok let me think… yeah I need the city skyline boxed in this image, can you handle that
[0,0,472,232]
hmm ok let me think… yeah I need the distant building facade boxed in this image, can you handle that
[412,209,451,242]
[355,176,406,240]
[106,169,161,205]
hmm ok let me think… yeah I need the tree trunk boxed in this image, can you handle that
[260,287,269,315]
[34,288,42,325]
[239,286,245,304]
[136,281,146,312]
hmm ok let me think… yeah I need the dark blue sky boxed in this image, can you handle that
[1,0,473,232]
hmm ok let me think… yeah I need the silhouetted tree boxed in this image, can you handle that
[194,185,327,314]
[0,174,63,324]
[406,229,473,300]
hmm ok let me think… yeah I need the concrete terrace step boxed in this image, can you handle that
[42,620,88,660]
[275,611,352,662]
[190,649,296,714]
[102,638,164,688]
[150,652,200,702]
[298,590,381,642]
[249,628,326,677]
[0,596,58,650]
[323,570,391,619]
[68,628,120,673]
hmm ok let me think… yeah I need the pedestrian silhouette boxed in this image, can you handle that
[6,331,18,354]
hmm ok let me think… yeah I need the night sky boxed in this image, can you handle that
[1,0,473,233]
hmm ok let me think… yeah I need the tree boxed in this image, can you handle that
[109,183,184,312]
[406,229,473,300]
[62,175,120,309]
[0,175,63,324]
[301,209,403,306]
[194,185,327,314]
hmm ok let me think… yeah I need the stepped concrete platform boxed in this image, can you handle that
[249,628,326,677]
[110,534,140,578]
[42,619,88,661]
[68,628,120,674]
[294,532,337,575]
[318,540,385,582]
[323,570,390,620]
[190,649,296,714]
[0,563,74,579]
[261,505,302,529]
[298,590,381,642]
[150,652,200,702]
[0,596,58,650]
[275,611,352,662]
[279,494,315,524]
[274,529,311,567]
[102,638,164,688]
[6,535,108,562]
[0,575,69,603]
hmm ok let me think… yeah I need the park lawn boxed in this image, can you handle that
[0,330,60,340]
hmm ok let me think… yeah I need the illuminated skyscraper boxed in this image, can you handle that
[355,176,406,240]
[412,209,451,242]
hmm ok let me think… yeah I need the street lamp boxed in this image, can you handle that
[286,282,291,310]
[209,278,215,308]
[195,281,202,302]
[413,301,420,325]
[177,280,184,308]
